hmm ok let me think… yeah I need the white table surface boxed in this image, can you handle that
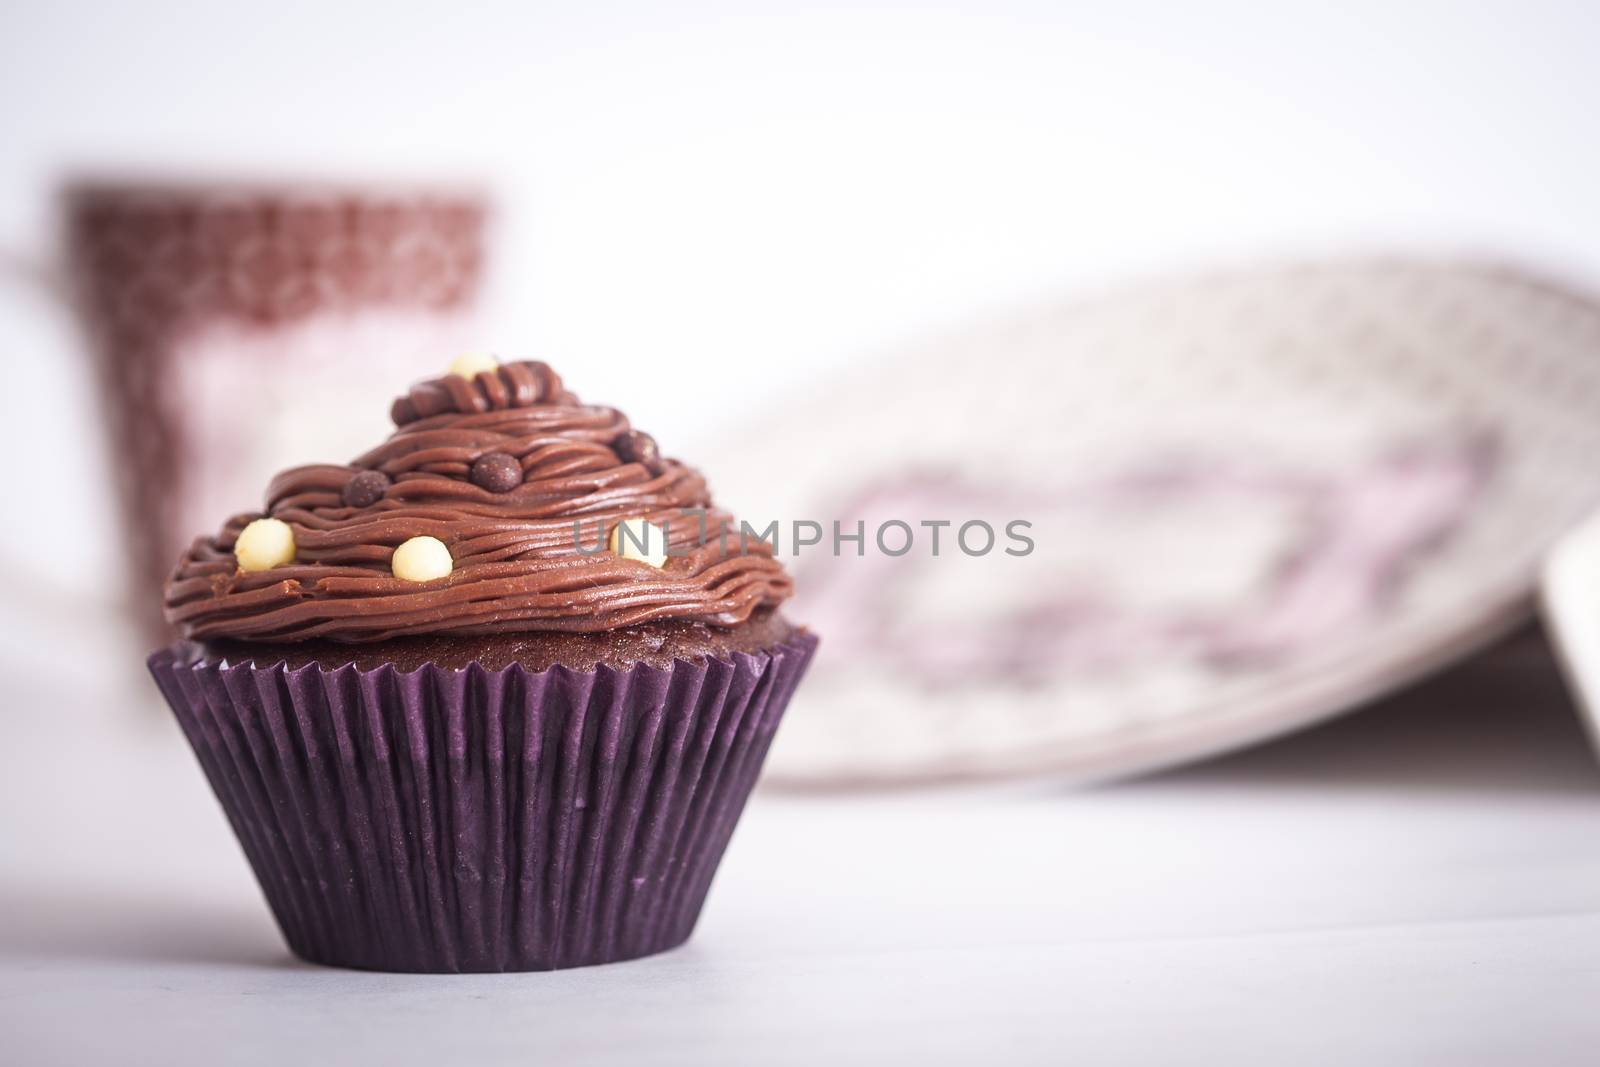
[3,625,1598,1066]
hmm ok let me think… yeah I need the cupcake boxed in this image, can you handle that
[148,356,817,972]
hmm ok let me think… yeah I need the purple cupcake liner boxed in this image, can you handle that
[148,632,817,972]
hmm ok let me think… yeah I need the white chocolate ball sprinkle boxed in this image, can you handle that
[234,517,296,572]
[447,352,499,379]
[609,518,669,568]
[392,535,454,582]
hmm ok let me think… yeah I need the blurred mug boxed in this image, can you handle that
[35,179,491,643]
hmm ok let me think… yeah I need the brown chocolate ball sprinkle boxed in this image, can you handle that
[342,469,391,508]
[616,430,662,470]
[470,452,524,493]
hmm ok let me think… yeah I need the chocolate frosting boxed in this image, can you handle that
[163,361,794,643]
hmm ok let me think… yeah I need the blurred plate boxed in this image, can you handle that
[711,259,1600,787]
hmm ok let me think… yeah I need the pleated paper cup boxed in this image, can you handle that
[148,632,817,972]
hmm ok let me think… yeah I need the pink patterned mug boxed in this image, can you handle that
[56,179,491,640]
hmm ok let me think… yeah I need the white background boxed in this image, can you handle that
[4,3,1600,1063]
[4,0,1600,596]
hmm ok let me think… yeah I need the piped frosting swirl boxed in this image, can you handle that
[163,361,793,643]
